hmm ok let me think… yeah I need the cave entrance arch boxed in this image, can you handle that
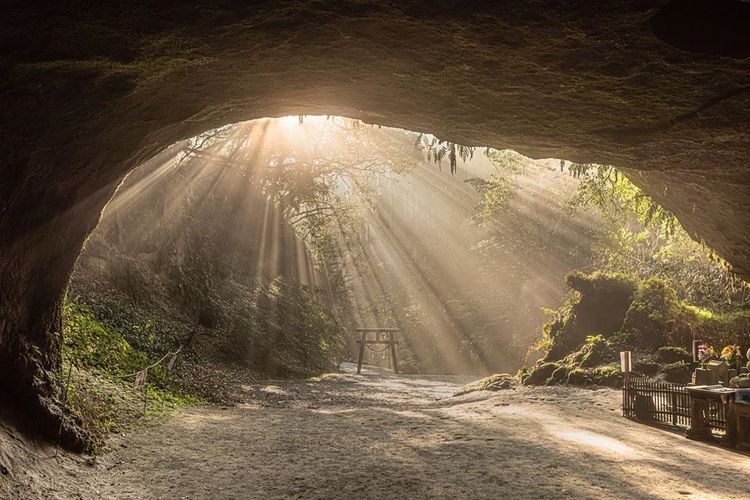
[1,1,749,449]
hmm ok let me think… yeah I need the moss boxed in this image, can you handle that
[684,305,714,320]
[454,373,516,396]
[536,271,750,373]
[591,364,623,387]
[548,365,570,385]
[566,368,592,386]
[61,299,199,447]
[659,361,692,384]
[538,272,636,362]
[516,367,530,384]
[657,346,692,364]
[523,362,561,386]
[564,334,615,368]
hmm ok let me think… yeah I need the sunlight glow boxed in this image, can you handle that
[102,114,599,376]
[554,430,636,456]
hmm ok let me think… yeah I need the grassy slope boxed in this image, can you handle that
[60,301,200,451]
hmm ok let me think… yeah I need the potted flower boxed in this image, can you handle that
[694,343,717,385]
[697,343,717,365]
[720,344,742,372]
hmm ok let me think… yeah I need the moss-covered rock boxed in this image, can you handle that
[516,367,530,385]
[564,334,615,368]
[523,362,560,386]
[633,361,660,376]
[534,272,750,373]
[659,361,692,384]
[548,365,570,385]
[591,364,623,387]
[540,272,636,362]
[566,368,592,386]
[454,373,516,396]
[657,346,692,364]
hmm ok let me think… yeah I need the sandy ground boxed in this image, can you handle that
[5,364,750,499]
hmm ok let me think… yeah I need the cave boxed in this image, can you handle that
[1,1,749,449]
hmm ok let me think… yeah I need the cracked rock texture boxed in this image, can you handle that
[0,0,748,442]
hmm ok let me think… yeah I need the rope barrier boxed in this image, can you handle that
[365,343,390,353]
[116,345,183,380]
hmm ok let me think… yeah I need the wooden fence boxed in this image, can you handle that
[622,377,726,433]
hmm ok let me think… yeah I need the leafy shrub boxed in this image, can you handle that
[63,301,171,389]
[620,278,685,348]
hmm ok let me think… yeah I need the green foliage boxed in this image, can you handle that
[464,175,513,225]
[416,134,475,174]
[463,149,529,225]
[70,289,189,364]
[685,308,750,349]
[566,163,750,311]
[592,225,750,311]
[526,269,749,386]
[485,149,527,174]
[567,163,677,235]
[61,300,198,448]
[228,278,347,377]
[63,301,172,389]
[64,301,145,375]
[620,277,684,348]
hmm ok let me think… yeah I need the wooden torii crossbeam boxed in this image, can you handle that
[355,328,399,375]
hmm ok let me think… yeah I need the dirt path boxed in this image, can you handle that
[30,365,750,498]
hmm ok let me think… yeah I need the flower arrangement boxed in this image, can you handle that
[720,344,742,369]
[697,343,717,364]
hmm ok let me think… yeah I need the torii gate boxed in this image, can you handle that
[355,327,399,375]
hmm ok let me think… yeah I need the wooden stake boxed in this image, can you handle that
[357,330,367,374]
[389,331,399,374]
